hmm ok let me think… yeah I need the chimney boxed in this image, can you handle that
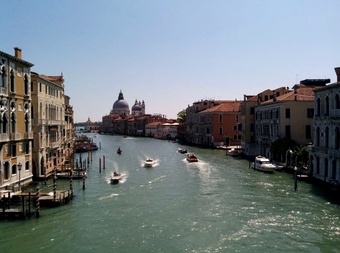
[14,47,22,59]
[335,67,340,83]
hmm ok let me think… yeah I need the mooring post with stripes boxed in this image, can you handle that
[36,187,40,218]
[99,157,101,173]
[82,167,86,190]
[69,170,73,192]
[103,155,105,169]
[53,167,57,201]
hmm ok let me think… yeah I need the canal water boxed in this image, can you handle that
[1,134,340,253]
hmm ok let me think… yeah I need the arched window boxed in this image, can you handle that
[335,94,340,109]
[11,112,16,133]
[10,69,15,92]
[325,96,329,116]
[24,74,29,95]
[316,127,320,147]
[325,127,329,148]
[335,127,340,150]
[316,97,321,116]
[1,66,6,89]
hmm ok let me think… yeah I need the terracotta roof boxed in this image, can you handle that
[39,74,64,86]
[262,87,314,104]
[200,101,241,113]
[146,122,162,126]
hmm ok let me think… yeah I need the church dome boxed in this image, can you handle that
[112,90,129,109]
[132,100,142,111]
[111,90,130,116]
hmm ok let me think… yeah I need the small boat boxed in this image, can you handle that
[186,153,198,163]
[178,148,187,154]
[144,158,155,167]
[251,156,275,173]
[117,147,122,154]
[227,148,243,157]
[56,170,86,179]
[110,172,122,184]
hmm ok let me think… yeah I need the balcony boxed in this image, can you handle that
[0,86,7,95]
[10,133,21,140]
[0,133,9,142]
[24,132,33,139]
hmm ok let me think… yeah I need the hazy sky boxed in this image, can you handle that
[1,0,339,122]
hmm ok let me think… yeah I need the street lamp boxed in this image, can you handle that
[294,166,298,191]
[18,162,22,192]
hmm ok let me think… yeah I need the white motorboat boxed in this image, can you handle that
[144,158,155,167]
[251,156,275,173]
[110,172,122,184]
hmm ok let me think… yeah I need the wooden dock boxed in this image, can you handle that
[39,190,73,207]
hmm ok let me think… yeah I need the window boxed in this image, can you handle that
[325,127,329,148]
[11,144,16,157]
[335,94,340,109]
[12,164,17,175]
[4,162,10,180]
[219,114,222,123]
[10,69,15,92]
[250,107,255,115]
[325,96,329,116]
[307,108,314,118]
[316,98,321,115]
[285,108,290,118]
[219,127,223,135]
[285,125,291,138]
[24,74,29,95]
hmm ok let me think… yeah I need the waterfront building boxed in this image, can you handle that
[146,122,162,137]
[63,95,74,168]
[0,48,34,191]
[31,72,72,179]
[85,117,101,132]
[309,67,340,190]
[186,100,229,146]
[254,80,329,160]
[240,87,290,157]
[186,99,240,147]
[199,101,241,147]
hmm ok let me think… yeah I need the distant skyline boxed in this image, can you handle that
[1,0,340,122]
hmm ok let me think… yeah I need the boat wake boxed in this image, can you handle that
[99,193,119,200]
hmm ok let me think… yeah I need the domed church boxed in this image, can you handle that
[110,90,145,117]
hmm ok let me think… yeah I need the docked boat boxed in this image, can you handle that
[186,153,198,163]
[56,170,86,179]
[178,148,187,154]
[110,172,122,184]
[251,156,275,173]
[144,158,155,168]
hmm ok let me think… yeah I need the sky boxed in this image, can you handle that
[1,0,340,122]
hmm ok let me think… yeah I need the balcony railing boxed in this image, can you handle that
[24,132,33,139]
[10,133,21,140]
[0,86,7,95]
[0,133,9,141]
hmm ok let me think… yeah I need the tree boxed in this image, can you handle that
[177,109,186,124]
